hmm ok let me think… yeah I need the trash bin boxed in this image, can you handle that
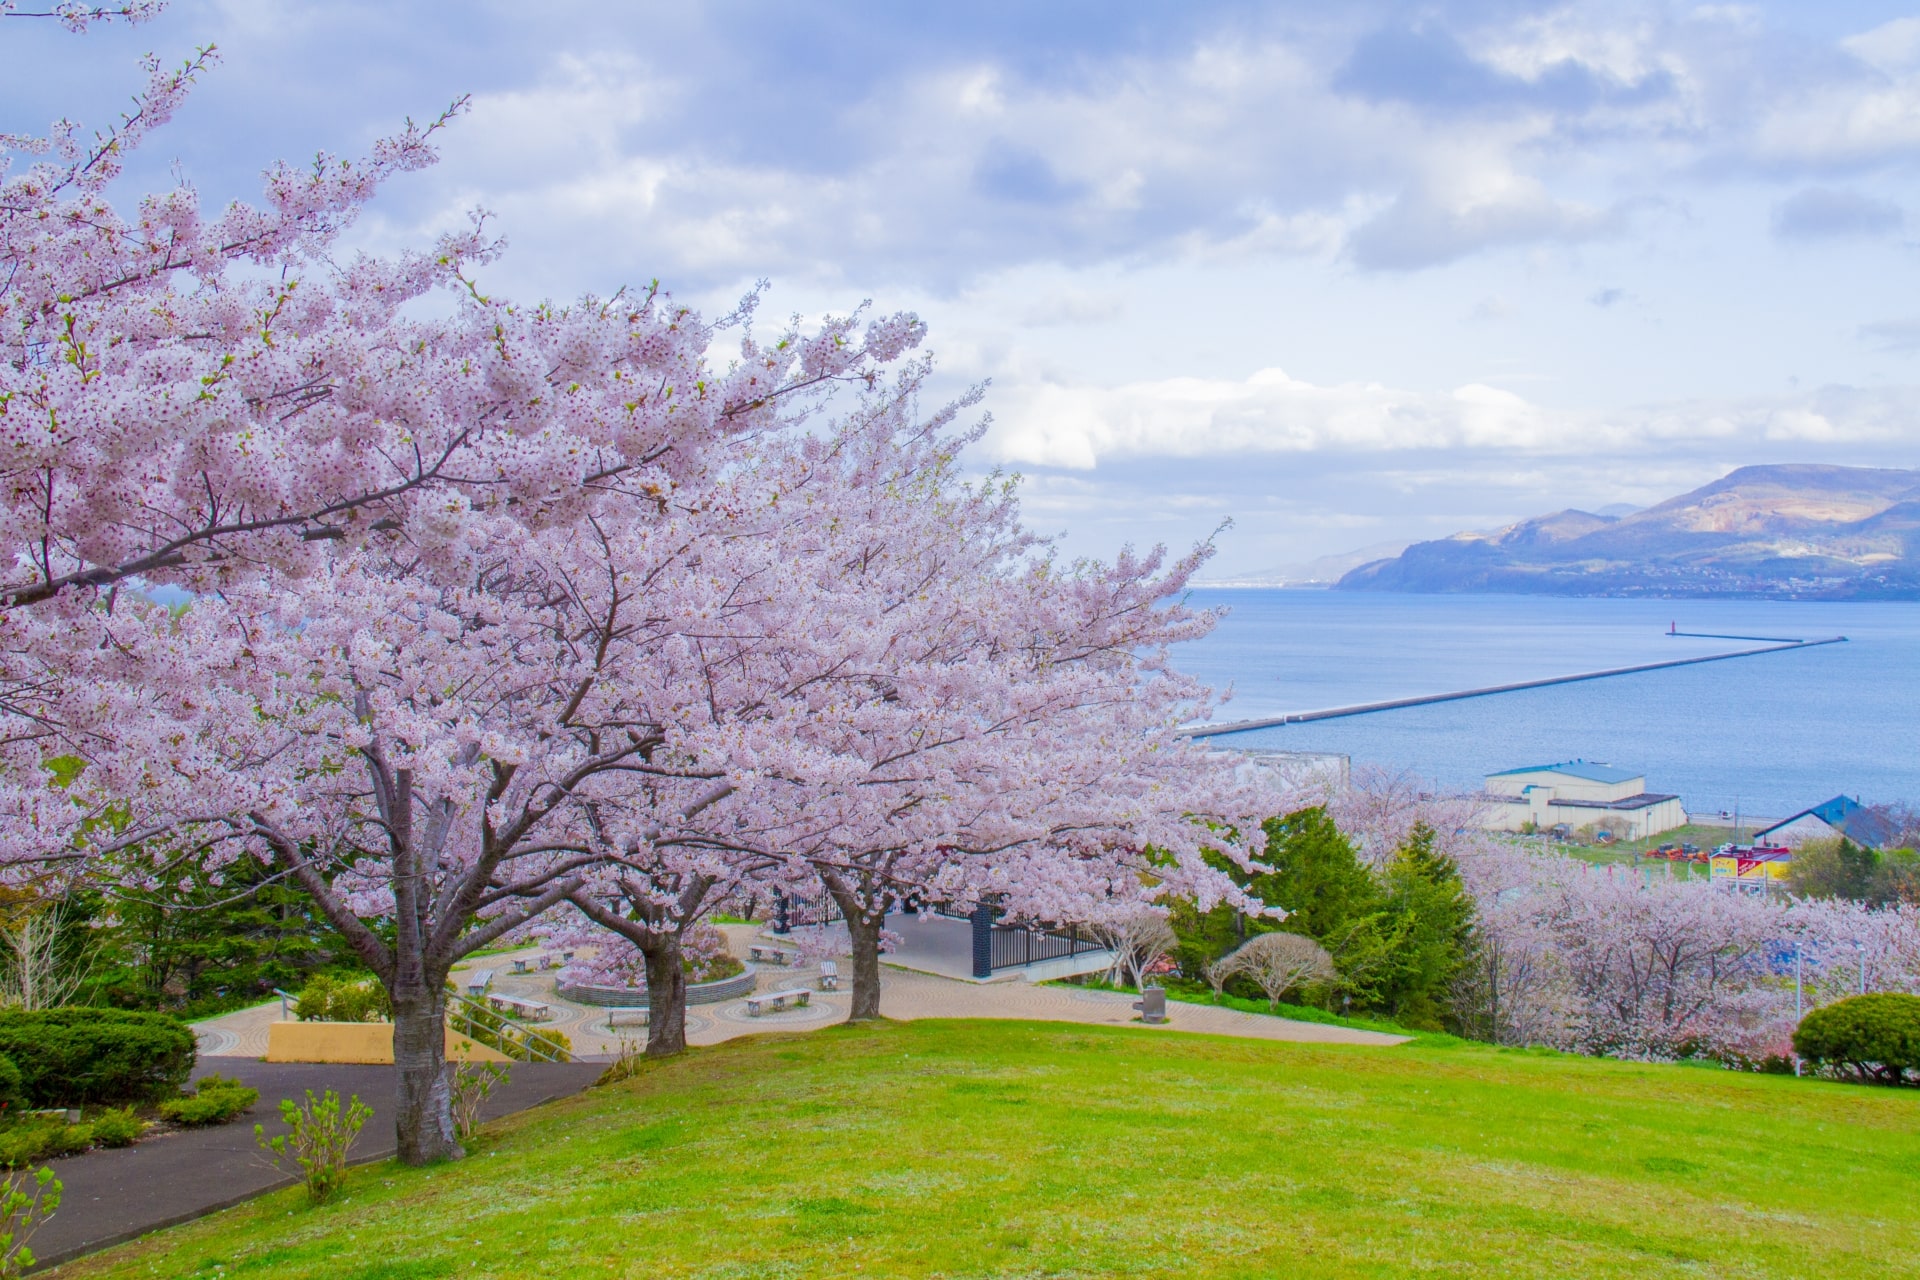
[1132,986,1168,1025]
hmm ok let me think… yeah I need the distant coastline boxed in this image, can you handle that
[1328,463,1920,601]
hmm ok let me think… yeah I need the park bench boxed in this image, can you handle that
[603,1006,650,1031]
[489,994,553,1022]
[465,968,495,996]
[510,958,530,974]
[817,960,839,991]
[744,990,811,1017]
[748,944,796,966]
[1132,987,1168,1025]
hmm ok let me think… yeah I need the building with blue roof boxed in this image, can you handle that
[1754,797,1898,851]
[1480,760,1688,841]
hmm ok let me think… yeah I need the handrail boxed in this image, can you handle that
[273,984,571,1063]
[445,990,575,1064]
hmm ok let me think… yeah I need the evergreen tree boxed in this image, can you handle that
[1376,822,1477,1030]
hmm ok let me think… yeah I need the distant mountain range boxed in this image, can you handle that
[1333,464,1920,600]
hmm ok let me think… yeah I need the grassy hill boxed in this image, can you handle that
[60,1019,1920,1279]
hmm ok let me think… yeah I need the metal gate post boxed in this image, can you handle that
[970,903,994,979]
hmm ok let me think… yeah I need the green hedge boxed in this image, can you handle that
[1794,993,1920,1085]
[158,1074,259,1126]
[0,1007,196,1106]
[0,1051,21,1115]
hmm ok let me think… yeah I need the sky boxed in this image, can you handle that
[10,0,1920,576]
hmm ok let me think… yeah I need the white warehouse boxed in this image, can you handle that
[1478,760,1688,841]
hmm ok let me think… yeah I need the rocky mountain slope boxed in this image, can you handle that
[1335,464,1920,599]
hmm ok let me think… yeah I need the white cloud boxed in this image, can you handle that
[984,367,1920,469]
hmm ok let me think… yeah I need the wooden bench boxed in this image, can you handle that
[488,994,553,1022]
[464,968,495,996]
[744,990,811,1017]
[602,1006,650,1031]
[817,960,839,991]
[748,944,796,966]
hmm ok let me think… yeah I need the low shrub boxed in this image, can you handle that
[0,1119,91,1169]
[450,1061,510,1142]
[1794,993,1920,1085]
[0,1009,196,1106]
[158,1075,259,1127]
[293,974,391,1024]
[256,1090,372,1205]
[515,1028,572,1060]
[594,1038,647,1088]
[0,1166,61,1277]
[87,1107,146,1148]
[688,953,745,983]
[0,1057,20,1118]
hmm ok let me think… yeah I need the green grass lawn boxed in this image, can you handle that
[60,1019,1920,1279]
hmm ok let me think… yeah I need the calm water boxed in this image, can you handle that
[1173,591,1920,819]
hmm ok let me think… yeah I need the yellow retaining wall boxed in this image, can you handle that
[266,1021,513,1064]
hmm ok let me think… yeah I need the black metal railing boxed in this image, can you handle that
[987,921,1103,971]
[933,903,1108,973]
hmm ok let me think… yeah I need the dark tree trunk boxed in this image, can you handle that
[641,936,688,1058]
[840,898,884,1021]
[391,983,461,1165]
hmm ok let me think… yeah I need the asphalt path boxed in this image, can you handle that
[31,1059,601,1273]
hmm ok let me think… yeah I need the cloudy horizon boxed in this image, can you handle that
[12,0,1920,575]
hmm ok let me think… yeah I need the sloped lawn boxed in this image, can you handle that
[56,1019,1920,1279]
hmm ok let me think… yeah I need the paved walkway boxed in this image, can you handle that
[195,931,1405,1061]
[31,1059,600,1272]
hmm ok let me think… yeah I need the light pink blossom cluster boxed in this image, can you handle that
[1335,778,1920,1063]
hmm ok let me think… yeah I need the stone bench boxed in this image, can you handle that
[1132,987,1168,1025]
[748,944,796,966]
[489,994,553,1022]
[744,990,811,1017]
[817,960,839,991]
[464,968,495,996]
[602,1006,650,1031]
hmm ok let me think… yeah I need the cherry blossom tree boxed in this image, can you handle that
[0,12,925,879]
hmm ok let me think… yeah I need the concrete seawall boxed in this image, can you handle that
[1186,635,1846,740]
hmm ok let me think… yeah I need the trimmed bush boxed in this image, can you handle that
[0,1009,195,1106]
[294,974,391,1023]
[1794,993,1920,1085]
[0,1055,21,1119]
[88,1107,147,1148]
[158,1075,259,1126]
[0,1118,90,1169]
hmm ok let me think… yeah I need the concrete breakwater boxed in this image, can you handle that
[1186,635,1847,740]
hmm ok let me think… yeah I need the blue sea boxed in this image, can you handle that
[1172,591,1920,820]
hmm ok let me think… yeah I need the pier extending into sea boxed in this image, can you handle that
[1185,632,1847,740]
